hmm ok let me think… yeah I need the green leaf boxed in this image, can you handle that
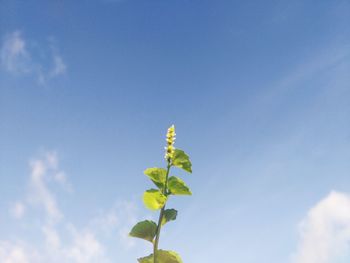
[143,189,167,210]
[129,220,157,243]
[172,149,192,173]
[144,168,167,189]
[161,209,178,226]
[138,250,183,263]
[137,255,153,263]
[168,176,192,195]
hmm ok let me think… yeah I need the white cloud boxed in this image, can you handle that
[0,243,29,263]
[45,151,58,169]
[28,156,63,223]
[0,31,66,85]
[89,200,139,249]
[0,31,31,74]
[293,191,350,263]
[50,54,66,78]
[1,151,141,263]
[0,241,40,263]
[42,225,61,250]
[65,226,107,263]
[10,202,26,219]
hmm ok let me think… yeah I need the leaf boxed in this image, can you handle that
[138,250,183,263]
[172,149,192,173]
[161,209,178,226]
[137,255,153,263]
[143,189,167,210]
[129,220,157,243]
[168,176,192,195]
[144,168,167,189]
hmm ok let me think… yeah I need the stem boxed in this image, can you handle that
[153,163,171,263]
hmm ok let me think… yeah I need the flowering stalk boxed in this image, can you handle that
[153,163,170,263]
[129,125,192,263]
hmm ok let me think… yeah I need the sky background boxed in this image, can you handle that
[1,0,350,262]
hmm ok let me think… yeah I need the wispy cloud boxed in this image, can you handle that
[0,31,67,85]
[0,241,39,263]
[1,151,140,263]
[28,155,63,223]
[0,31,31,74]
[9,201,26,219]
[293,191,350,263]
[261,44,350,104]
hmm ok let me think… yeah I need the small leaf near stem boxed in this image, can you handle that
[161,209,177,226]
[129,220,157,243]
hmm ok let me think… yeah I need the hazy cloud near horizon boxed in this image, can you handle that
[0,151,141,263]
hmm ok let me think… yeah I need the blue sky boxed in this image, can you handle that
[1,0,350,262]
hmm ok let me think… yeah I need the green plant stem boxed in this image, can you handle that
[153,163,171,263]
